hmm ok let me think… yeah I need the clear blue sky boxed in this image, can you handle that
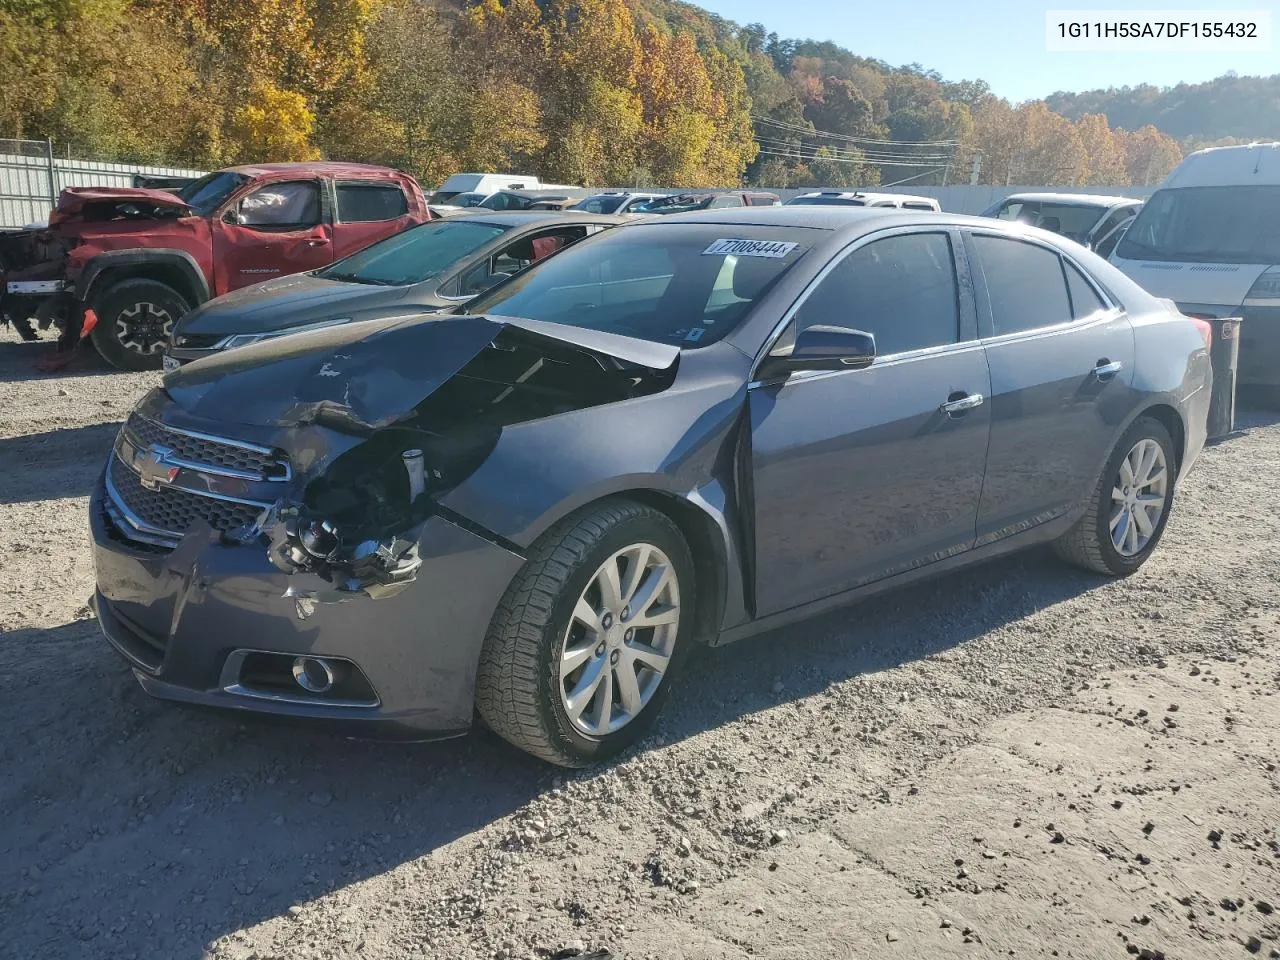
[694,0,1280,100]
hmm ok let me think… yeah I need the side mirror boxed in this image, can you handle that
[223,208,247,225]
[757,324,876,382]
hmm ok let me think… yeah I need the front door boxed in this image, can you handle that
[211,179,333,294]
[749,229,992,616]
[964,231,1135,545]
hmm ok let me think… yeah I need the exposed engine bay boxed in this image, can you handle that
[193,320,679,615]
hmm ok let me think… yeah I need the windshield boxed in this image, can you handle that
[463,223,814,347]
[577,196,626,214]
[993,200,1106,243]
[787,196,866,206]
[1116,186,1280,265]
[316,219,509,286]
[453,192,488,207]
[177,171,250,216]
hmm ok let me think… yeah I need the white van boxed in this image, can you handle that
[433,173,540,203]
[1111,142,1280,390]
[785,190,941,211]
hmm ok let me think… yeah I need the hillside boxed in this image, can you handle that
[1046,73,1280,145]
[0,0,1191,187]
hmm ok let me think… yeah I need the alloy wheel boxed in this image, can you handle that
[115,301,174,355]
[559,542,681,736]
[1110,437,1169,557]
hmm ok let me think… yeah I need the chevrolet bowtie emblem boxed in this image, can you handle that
[135,442,181,491]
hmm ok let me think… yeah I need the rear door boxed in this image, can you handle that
[748,227,991,615]
[210,179,333,294]
[331,180,415,259]
[965,230,1135,545]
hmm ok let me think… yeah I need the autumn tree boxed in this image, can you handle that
[1075,113,1128,183]
[1122,125,1183,184]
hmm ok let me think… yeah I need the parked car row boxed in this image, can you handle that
[90,197,1212,767]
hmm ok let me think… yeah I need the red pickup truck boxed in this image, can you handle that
[0,162,429,369]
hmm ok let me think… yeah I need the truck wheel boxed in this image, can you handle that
[90,279,190,371]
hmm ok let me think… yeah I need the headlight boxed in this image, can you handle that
[214,317,352,351]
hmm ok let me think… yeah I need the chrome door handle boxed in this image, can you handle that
[305,238,327,247]
[940,393,984,415]
[1094,360,1123,379]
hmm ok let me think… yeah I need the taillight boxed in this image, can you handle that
[1188,316,1213,352]
[1244,265,1280,304]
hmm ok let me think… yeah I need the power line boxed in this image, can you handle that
[751,114,960,148]
[754,148,948,168]
[754,137,954,163]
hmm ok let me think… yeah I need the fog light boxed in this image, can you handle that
[292,657,336,693]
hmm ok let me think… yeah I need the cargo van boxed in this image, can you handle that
[1111,142,1280,391]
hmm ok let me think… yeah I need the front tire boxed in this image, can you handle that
[90,279,190,371]
[1054,416,1177,576]
[475,499,695,767]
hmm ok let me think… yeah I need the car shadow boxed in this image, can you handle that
[0,334,120,382]
[661,546,1099,750]
[0,422,120,503]
[1,618,552,959]
[0,545,1107,958]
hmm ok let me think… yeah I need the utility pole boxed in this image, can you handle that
[969,149,982,185]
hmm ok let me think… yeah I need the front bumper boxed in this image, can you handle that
[90,476,526,739]
[163,346,217,368]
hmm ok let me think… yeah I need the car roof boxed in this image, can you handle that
[647,205,924,230]
[631,204,1089,239]
[999,192,1141,207]
[449,210,630,228]
[224,161,409,179]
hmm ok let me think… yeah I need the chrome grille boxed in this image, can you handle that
[123,413,287,479]
[107,454,266,545]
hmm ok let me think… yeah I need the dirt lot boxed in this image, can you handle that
[1,326,1277,960]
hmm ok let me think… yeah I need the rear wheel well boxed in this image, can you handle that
[90,264,201,310]
[1140,404,1185,473]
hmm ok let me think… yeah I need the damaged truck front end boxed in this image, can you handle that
[90,312,719,739]
[1,187,196,345]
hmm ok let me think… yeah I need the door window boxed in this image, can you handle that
[971,235,1072,335]
[794,232,961,357]
[236,181,321,228]
[710,194,744,208]
[336,183,408,222]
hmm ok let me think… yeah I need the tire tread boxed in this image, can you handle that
[475,499,676,767]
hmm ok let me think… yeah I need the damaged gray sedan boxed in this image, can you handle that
[92,208,1211,766]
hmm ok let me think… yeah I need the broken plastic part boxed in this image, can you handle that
[402,449,426,501]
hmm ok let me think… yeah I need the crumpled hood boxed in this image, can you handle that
[162,312,679,432]
[49,186,192,224]
[178,272,415,335]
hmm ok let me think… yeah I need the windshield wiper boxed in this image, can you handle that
[321,273,399,286]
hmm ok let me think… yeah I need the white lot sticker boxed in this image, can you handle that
[702,238,798,258]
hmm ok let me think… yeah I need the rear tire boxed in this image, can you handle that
[90,279,190,371]
[475,499,695,767]
[1054,416,1177,576]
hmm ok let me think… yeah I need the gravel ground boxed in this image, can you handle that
[1,326,1277,960]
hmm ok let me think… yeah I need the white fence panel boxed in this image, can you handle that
[1,142,205,229]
